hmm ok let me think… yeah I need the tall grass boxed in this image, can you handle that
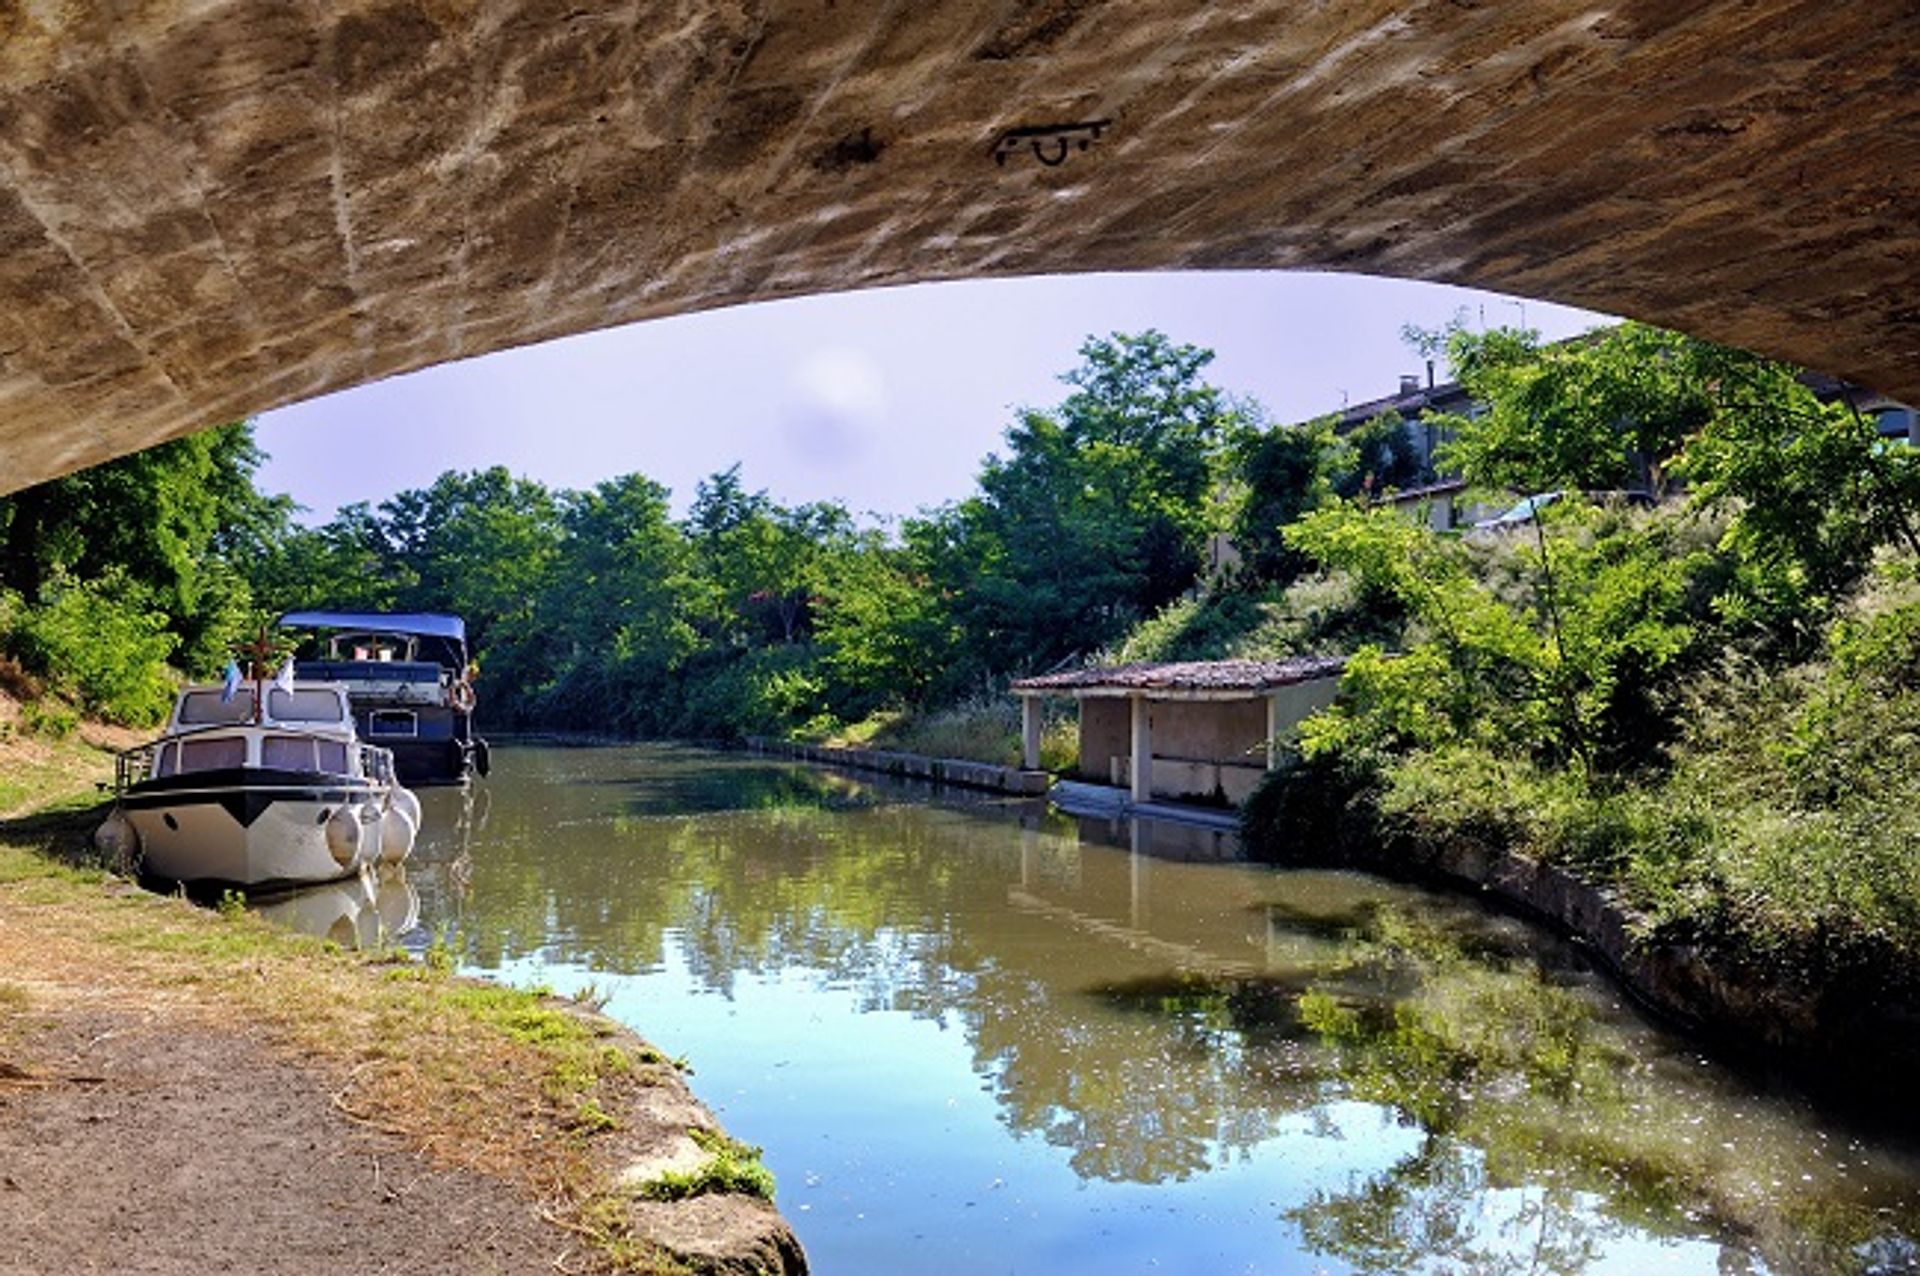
[831,693,1078,771]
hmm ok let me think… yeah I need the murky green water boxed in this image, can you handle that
[273,744,1920,1273]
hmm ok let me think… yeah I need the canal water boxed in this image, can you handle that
[272,744,1920,1273]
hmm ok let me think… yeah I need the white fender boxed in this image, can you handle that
[388,785,422,835]
[354,802,385,868]
[92,810,141,873]
[378,803,417,866]
[324,805,364,868]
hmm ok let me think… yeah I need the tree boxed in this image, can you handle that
[1229,415,1345,586]
[533,473,702,732]
[1427,323,1708,496]
[951,331,1240,671]
[0,421,278,677]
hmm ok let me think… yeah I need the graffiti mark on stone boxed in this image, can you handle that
[991,120,1112,168]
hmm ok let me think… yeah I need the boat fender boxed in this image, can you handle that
[324,806,364,868]
[378,803,417,866]
[388,785,422,833]
[92,810,141,874]
[473,737,491,778]
[355,803,384,868]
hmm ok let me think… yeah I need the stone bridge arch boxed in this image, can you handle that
[0,0,1916,493]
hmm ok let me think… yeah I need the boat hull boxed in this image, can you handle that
[122,767,394,889]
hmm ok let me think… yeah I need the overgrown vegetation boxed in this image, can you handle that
[1241,320,1920,997]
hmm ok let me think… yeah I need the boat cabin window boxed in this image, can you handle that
[268,688,345,723]
[262,735,350,773]
[178,736,246,773]
[177,691,254,725]
[368,710,417,738]
[153,743,176,778]
[327,632,414,663]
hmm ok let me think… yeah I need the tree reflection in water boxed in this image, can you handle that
[1288,908,1920,1275]
[404,746,1920,1276]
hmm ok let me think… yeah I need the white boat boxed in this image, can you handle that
[95,681,422,889]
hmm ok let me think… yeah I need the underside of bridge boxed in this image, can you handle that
[0,1,1916,494]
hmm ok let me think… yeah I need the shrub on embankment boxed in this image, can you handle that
[1229,323,1920,1098]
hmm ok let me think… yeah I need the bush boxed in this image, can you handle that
[2,574,177,726]
[18,699,78,739]
[1241,747,1383,864]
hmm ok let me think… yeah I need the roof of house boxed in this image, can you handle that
[1011,656,1345,698]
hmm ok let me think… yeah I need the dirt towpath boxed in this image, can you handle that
[0,801,807,1276]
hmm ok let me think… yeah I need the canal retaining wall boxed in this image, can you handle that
[747,738,1050,797]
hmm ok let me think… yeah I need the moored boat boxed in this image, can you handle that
[95,680,421,889]
[275,611,489,786]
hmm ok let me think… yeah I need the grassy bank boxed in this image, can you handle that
[0,739,789,1273]
[820,692,1078,772]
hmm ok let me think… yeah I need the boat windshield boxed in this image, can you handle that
[262,735,350,772]
[178,737,245,773]
[177,691,254,725]
[268,688,346,723]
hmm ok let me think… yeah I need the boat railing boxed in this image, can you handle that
[359,743,399,786]
[112,726,399,792]
[113,743,157,793]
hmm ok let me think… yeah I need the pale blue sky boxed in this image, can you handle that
[255,271,1613,523]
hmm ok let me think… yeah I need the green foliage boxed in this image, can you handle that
[1289,498,1701,769]
[849,692,1077,770]
[1336,409,1426,499]
[637,1128,776,1202]
[1228,416,1344,585]
[1426,322,1705,494]
[0,422,281,719]
[3,573,179,725]
[1240,747,1382,863]
[17,698,77,740]
[936,331,1242,671]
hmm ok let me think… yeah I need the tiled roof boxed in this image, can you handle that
[1011,656,1345,695]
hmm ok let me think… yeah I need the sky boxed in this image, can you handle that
[254,271,1615,525]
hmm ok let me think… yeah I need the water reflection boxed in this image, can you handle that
[251,865,419,949]
[362,746,1920,1273]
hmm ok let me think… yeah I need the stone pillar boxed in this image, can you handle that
[1266,692,1282,771]
[1129,693,1152,804]
[1021,694,1042,771]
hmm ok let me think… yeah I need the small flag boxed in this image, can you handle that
[219,659,242,703]
[273,656,296,696]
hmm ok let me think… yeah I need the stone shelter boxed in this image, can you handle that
[1012,658,1344,808]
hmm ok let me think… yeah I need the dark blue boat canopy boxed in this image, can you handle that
[276,611,467,643]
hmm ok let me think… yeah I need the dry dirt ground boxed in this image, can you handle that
[0,1008,562,1275]
[0,785,807,1275]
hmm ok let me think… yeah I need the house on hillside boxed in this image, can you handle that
[1012,657,1343,811]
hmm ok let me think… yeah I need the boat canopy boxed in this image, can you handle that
[277,611,467,643]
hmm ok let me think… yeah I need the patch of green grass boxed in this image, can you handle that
[637,1127,776,1203]
[444,983,595,1048]
[567,1096,620,1133]
[843,693,1077,771]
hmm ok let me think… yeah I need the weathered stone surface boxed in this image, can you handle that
[1,2,1918,492]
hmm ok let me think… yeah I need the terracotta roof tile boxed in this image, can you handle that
[1011,656,1345,694]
